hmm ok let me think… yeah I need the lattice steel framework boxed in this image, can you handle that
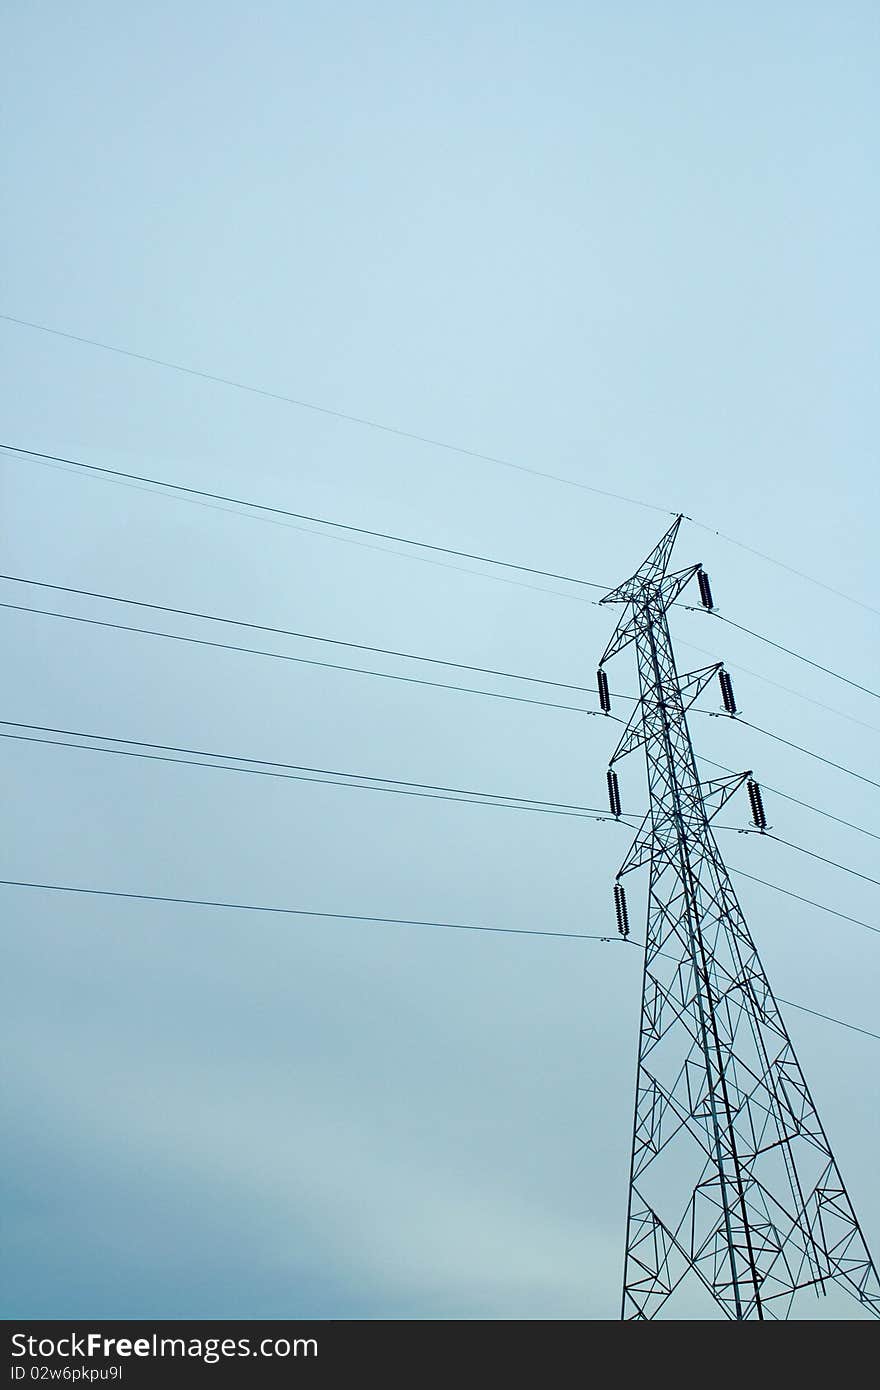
[600,517,880,1320]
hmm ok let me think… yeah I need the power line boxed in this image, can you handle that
[709,611,880,703]
[14,449,599,608]
[730,866,880,937]
[7,717,880,903]
[722,715,880,793]
[6,439,878,717]
[0,315,674,516]
[5,442,877,707]
[0,601,607,719]
[657,930,880,1042]
[8,602,876,803]
[6,586,878,856]
[5,586,879,843]
[2,875,876,1042]
[7,576,877,762]
[13,574,878,741]
[0,572,626,700]
[679,629,880,737]
[763,833,880,891]
[697,753,880,846]
[0,720,634,822]
[0,877,624,944]
[759,787,880,844]
[4,313,877,619]
[3,729,621,821]
[687,516,880,621]
[771,998,880,1045]
[18,575,878,761]
[0,443,611,592]
[15,592,864,819]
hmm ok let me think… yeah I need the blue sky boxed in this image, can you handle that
[2,2,878,1317]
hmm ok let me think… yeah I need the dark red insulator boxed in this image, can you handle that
[698,569,714,610]
[607,768,622,818]
[719,669,737,715]
[597,667,611,714]
[614,881,630,938]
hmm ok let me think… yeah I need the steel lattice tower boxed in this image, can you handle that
[599,517,880,1320]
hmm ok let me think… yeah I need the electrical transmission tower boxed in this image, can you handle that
[599,517,880,1321]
